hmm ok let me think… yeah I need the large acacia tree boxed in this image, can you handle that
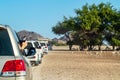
[52,2,120,51]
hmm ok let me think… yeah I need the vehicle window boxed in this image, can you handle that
[27,47,36,56]
[40,43,45,46]
[34,42,39,48]
[47,43,49,46]
[0,29,14,56]
[25,42,33,49]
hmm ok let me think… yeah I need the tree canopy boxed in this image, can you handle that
[52,2,120,51]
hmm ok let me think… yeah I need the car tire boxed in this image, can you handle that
[35,61,39,66]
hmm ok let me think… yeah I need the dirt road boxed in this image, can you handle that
[32,51,120,80]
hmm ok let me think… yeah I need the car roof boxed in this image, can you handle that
[0,25,7,29]
[27,40,36,42]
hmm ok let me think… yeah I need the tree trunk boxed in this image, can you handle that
[69,45,72,51]
[98,45,101,51]
[112,45,115,51]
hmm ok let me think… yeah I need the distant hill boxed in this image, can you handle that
[52,36,67,44]
[59,36,67,41]
[17,30,68,43]
[18,30,44,40]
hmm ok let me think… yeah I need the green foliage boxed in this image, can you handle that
[52,21,71,35]
[112,37,120,46]
[52,2,120,50]
[55,43,67,46]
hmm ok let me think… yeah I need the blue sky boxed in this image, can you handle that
[0,0,120,39]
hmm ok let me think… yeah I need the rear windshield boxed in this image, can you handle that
[40,43,45,46]
[0,29,14,56]
[34,42,39,48]
[25,42,36,56]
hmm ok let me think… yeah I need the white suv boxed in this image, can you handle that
[25,41,42,66]
[37,41,44,57]
[39,41,48,54]
[0,25,33,80]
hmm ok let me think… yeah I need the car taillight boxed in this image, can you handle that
[1,60,26,77]
[45,46,47,48]
[33,56,36,58]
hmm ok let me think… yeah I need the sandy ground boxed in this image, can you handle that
[32,46,120,80]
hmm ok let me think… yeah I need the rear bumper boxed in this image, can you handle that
[0,76,28,80]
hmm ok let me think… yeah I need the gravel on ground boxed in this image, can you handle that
[32,50,120,80]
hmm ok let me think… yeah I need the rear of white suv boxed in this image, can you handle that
[40,42,48,54]
[25,41,42,65]
[0,25,32,80]
[35,41,44,57]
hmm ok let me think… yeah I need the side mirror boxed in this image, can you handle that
[27,47,36,56]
